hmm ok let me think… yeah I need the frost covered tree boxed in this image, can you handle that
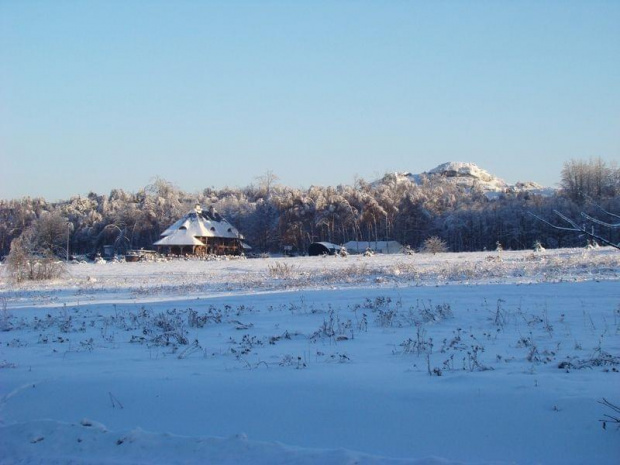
[561,158,619,203]
[420,236,449,254]
[531,202,619,250]
[33,211,71,257]
[255,170,280,198]
[1,161,618,257]
[5,224,67,282]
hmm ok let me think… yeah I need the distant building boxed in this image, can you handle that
[308,242,342,256]
[343,241,404,254]
[102,245,115,258]
[154,205,245,256]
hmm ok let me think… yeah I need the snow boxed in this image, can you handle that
[152,228,204,247]
[428,162,503,184]
[0,247,619,464]
[382,162,554,198]
[155,206,243,250]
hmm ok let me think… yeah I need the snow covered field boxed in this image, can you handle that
[1,247,619,464]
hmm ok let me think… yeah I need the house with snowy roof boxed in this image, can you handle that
[153,205,246,256]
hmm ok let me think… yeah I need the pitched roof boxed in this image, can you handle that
[153,228,204,246]
[308,242,342,256]
[155,206,243,247]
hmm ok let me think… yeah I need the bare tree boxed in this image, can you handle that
[599,398,620,430]
[34,212,70,257]
[529,205,619,250]
[561,158,619,203]
[256,171,279,198]
[582,201,620,228]
[5,229,67,282]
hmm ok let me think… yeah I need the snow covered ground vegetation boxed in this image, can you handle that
[1,247,619,464]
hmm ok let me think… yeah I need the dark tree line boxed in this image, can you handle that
[0,159,618,259]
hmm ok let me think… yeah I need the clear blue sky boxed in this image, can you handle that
[1,1,618,200]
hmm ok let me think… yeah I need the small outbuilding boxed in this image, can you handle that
[343,240,404,254]
[154,205,245,256]
[308,242,342,256]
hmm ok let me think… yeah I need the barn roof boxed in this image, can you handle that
[155,205,243,247]
[153,228,204,247]
[308,241,342,256]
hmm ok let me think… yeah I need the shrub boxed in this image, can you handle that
[420,236,449,254]
[5,232,66,283]
[268,261,298,279]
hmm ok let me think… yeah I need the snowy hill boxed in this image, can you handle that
[381,162,554,199]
